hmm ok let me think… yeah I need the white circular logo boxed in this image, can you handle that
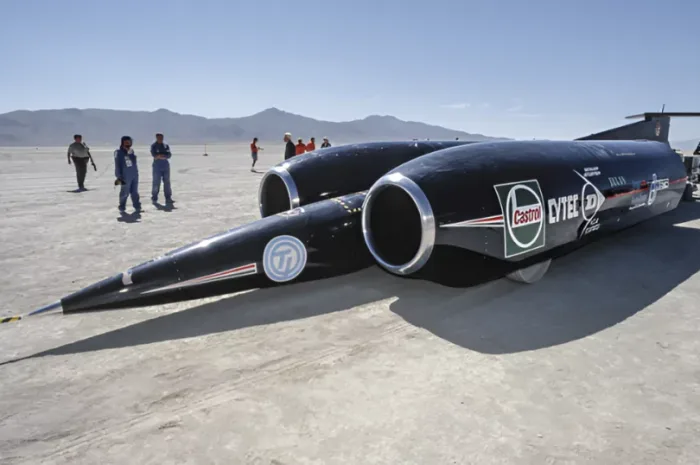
[263,235,307,282]
[505,184,544,249]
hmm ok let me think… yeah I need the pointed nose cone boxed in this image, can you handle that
[54,191,370,315]
[60,273,128,313]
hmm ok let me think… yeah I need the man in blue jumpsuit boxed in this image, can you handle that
[150,133,173,204]
[114,136,142,212]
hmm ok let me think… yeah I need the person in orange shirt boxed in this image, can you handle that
[250,137,263,172]
[305,137,316,152]
[295,138,306,155]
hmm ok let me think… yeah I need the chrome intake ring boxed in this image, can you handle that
[361,172,436,276]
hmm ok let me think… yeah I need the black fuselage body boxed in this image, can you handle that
[60,192,369,313]
[260,140,476,216]
[388,140,687,263]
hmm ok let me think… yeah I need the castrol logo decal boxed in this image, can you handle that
[439,179,545,258]
[495,180,546,258]
[511,203,542,229]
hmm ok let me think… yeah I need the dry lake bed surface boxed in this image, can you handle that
[0,144,699,464]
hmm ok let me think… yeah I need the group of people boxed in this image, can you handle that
[66,133,174,213]
[67,131,334,213]
[249,133,332,171]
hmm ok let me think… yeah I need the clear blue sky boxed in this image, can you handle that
[2,0,699,141]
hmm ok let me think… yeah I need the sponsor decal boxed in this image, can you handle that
[549,170,606,237]
[262,235,307,282]
[627,173,670,210]
[583,166,601,177]
[584,217,600,234]
[442,172,685,251]
[493,180,546,258]
[609,176,626,187]
[442,172,606,253]
[655,121,662,137]
[616,152,636,157]
[141,263,258,294]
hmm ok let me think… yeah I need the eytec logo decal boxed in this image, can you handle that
[263,235,307,282]
[493,180,546,258]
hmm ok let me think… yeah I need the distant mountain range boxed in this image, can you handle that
[0,107,505,146]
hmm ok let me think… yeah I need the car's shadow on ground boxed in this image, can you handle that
[7,202,700,363]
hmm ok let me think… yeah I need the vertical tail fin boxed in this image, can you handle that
[576,112,700,144]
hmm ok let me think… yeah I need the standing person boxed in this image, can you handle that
[66,134,96,191]
[305,137,316,152]
[284,133,295,160]
[320,137,331,148]
[295,138,306,155]
[114,136,142,213]
[150,133,174,204]
[250,137,263,172]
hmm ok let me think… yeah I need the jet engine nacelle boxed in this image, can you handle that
[258,140,475,217]
[361,140,687,281]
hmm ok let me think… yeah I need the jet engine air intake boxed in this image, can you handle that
[362,172,436,276]
[259,165,300,217]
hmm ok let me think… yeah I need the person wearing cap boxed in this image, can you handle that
[114,136,142,213]
[150,133,173,204]
[284,132,295,160]
[320,137,331,148]
[295,138,306,155]
[305,137,316,152]
[66,134,95,191]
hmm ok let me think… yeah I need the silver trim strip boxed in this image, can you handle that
[361,172,436,275]
[258,164,301,217]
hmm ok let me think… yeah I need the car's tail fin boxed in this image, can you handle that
[577,112,700,144]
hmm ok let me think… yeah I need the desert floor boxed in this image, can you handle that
[1,144,699,465]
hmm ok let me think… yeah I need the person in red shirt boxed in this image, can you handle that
[250,137,263,172]
[295,138,306,155]
[305,137,316,152]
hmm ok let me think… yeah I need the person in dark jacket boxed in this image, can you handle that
[320,137,331,148]
[66,134,95,191]
[114,136,142,213]
[284,132,295,160]
[150,133,174,204]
